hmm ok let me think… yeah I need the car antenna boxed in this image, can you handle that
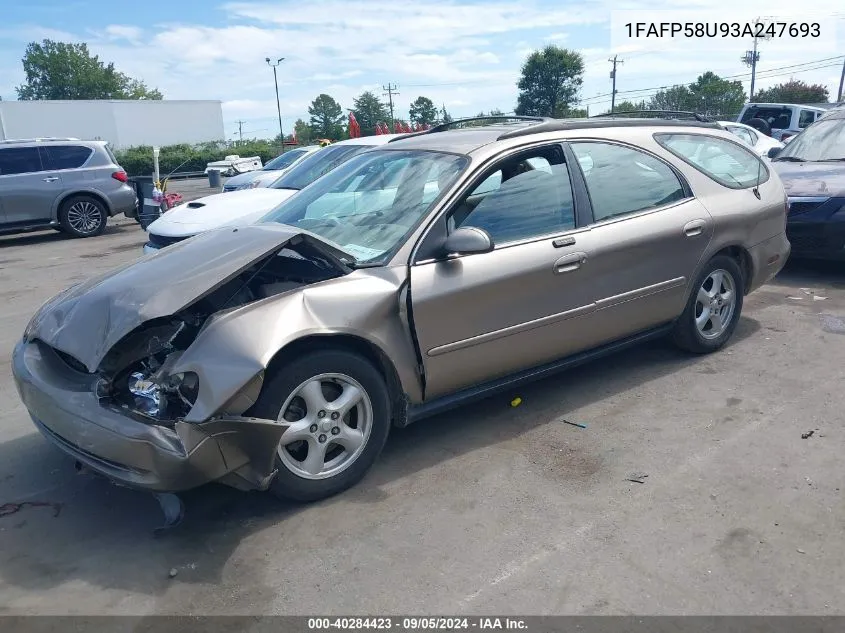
[752,156,762,200]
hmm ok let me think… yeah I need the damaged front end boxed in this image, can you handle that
[12,224,357,500]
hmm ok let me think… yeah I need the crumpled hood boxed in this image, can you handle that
[772,161,845,198]
[147,188,297,238]
[27,224,353,373]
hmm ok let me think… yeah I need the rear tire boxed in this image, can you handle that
[250,349,392,502]
[58,195,107,238]
[672,255,744,354]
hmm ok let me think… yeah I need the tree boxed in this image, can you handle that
[409,96,438,126]
[647,72,746,118]
[754,79,829,104]
[293,118,312,145]
[352,91,389,136]
[308,93,344,140]
[16,39,162,100]
[606,100,647,114]
[515,46,584,117]
[438,104,453,124]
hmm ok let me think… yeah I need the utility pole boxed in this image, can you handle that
[383,83,399,131]
[742,18,770,101]
[236,120,245,144]
[837,56,845,102]
[266,57,285,152]
[609,55,623,112]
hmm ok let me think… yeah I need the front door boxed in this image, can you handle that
[409,143,606,400]
[0,146,59,225]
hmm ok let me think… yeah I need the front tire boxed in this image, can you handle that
[672,255,744,353]
[58,195,107,238]
[250,349,392,502]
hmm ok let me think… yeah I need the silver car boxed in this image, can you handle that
[12,116,790,518]
[0,138,137,237]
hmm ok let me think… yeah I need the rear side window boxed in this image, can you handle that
[42,145,94,170]
[570,141,686,222]
[0,147,43,175]
[726,126,755,146]
[654,133,769,189]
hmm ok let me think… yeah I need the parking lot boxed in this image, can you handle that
[1,197,844,615]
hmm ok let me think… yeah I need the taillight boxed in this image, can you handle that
[111,170,128,183]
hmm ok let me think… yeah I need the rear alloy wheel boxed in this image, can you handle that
[59,195,107,238]
[672,255,744,353]
[250,350,392,502]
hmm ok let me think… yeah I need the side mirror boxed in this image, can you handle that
[441,227,494,257]
[767,146,781,158]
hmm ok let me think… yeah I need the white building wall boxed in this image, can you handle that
[0,100,224,149]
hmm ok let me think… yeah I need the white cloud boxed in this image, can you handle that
[1,0,843,132]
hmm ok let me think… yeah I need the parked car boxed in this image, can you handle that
[143,134,401,255]
[13,116,789,511]
[737,103,827,142]
[768,107,845,261]
[222,145,320,192]
[719,121,783,159]
[0,138,137,238]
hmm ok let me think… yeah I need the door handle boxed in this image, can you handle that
[684,219,706,237]
[554,252,586,274]
[42,177,59,182]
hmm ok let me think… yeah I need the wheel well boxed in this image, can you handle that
[264,334,408,425]
[58,191,112,217]
[715,245,753,294]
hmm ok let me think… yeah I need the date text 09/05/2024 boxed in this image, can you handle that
[624,21,821,38]
[307,617,529,630]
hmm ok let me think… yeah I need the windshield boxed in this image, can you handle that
[261,149,469,264]
[774,118,845,162]
[270,144,374,190]
[262,148,309,171]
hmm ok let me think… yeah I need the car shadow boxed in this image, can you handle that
[0,222,139,249]
[773,257,845,287]
[0,317,761,597]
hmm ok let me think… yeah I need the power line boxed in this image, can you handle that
[579,56,845,105]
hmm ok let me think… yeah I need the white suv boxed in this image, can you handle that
[737,103,827,141]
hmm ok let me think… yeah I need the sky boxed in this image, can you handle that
[1,0,843,142]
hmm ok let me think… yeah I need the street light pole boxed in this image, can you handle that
[266,57,285,153]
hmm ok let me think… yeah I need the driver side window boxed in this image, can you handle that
[451,148,575,245]
[571,141,685,222]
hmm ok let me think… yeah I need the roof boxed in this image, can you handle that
[383,117,722,155]
[820,108,845,120]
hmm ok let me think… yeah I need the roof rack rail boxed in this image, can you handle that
[0,137,81,144]
[495,117,720,140]
[388,115,548,142]
[589,110,714,122]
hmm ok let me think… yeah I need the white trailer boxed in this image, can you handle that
[0,100,225,149]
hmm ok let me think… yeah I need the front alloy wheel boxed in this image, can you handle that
[277,373,373,480]
[250,349,392,502]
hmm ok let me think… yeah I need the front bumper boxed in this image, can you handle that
[12,338,284,493]
[747,232,791,294]
[786,202,845,261]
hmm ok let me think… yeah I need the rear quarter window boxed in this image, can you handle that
[42,145,94,170]
[654,133,769,190]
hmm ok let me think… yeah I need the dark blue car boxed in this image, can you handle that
[770,108,845,261]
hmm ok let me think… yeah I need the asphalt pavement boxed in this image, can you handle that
[0,205,844,615]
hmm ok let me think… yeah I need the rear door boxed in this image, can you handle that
[409,143,604,400]
[0,146,55,224]
[563,139,714,341]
